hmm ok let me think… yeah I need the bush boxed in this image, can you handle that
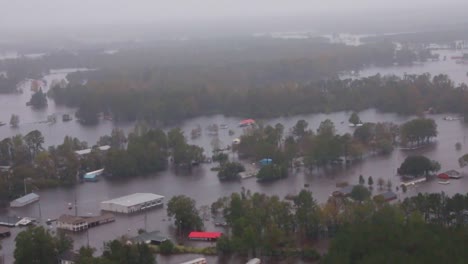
[159,240,175,255]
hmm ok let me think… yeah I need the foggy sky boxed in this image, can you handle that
[1,0,468,30]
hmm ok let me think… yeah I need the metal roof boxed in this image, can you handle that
[75,145,110,156]
[12,193,39,204]
[101,193,164,207]
[132,231,167,243]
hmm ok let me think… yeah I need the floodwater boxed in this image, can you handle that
[341,49,468,85]
[1,66,468,263]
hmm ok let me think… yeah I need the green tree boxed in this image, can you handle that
[217,162,245,181]
[24,130,44,157]
[348,112,361,125]
[256,164,287,182]
[350,185,371,202]
[368,176,374,189]
[377,177,385,190]
[294,190,321,241]
[159,240,174,255]
[76,246,96,264]
[167,195,204,234]
[14,226,57,264]
[10,114,19,127]
[29,89,47,109]
[293,120,309,138]
[358,175,365,185]
[398,155,440,177]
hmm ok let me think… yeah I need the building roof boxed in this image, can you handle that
[445,170,461,176]
[188,231,222,239]
[75,145,110,156]
[239,119,255,125]
[84,169,104,179]
[132,231,167,244]
[11,193,39,204]
[58,215,87,225]
[101,193,164,207]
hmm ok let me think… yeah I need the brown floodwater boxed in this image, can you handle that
[1,68,468,263]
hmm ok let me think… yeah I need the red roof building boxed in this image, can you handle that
[239,119,255,127]
[188,231,222,241]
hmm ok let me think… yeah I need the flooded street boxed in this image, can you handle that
[1,64,468,263]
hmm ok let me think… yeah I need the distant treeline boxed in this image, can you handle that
[1,37,423,93]
[50,73,468,124]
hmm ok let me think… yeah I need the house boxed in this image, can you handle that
[442,170,463,179]
[57,215,88,232]
[59,251,79,264]
[10,193,40,207]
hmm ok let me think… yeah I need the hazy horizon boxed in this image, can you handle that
[2,1,468,31]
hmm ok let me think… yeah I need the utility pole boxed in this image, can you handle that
[144,211,147,232]
[74,193,78,217]
[38,201,42,222]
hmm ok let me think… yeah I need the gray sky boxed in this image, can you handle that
[1,0,468,32]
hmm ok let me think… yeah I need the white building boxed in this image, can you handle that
[100,193,164,214]
[10,193,39,207]
[57,215,88,232]
[75,145,110,156]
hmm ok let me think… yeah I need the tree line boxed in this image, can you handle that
[49,72,468,125]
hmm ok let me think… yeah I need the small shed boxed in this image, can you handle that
[10,193,40,207]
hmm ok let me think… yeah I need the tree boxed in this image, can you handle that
[386,180,393,191]
[10,114,19,127]
[358,175,365,185]
[317,119,336,137]
[159,240,174,255]
[458,154,468,168]
[398,155,440,177]
[350,185,371,202]
[28,89,47,109]
[256,164,287,182]
[294,190,321,241]
[76,246,96,264]
[368,176,374,189]
[167,195,204,234]
[348,112,361,125]
[14,226,57,264]
[24,130,44,157]
[377,177,385,190]
[217,162,245,181]
[400,118,437,146]
[293,120,309,138]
